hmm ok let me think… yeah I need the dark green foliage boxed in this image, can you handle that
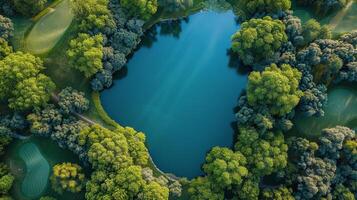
[297,0,351,16]
[158,0,193,12]
[67,34,104,78]
[235,177,260,200]
[121,0,158,20]
[13,0,47,16]
[58,87,89,114]
[39,197,57,200]
[247,64,303,116]
[0,135,11,156]
[332,184,355,200]
[233,0,291,20]
[302,19,331,44]
[231,16,287,65]
[202,147,248,189]
[235,127,288,176]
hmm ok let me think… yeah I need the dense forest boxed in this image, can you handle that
[0,0,356,199]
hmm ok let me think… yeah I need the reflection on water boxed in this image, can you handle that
[102,11,246,178]
[291,84,357,138]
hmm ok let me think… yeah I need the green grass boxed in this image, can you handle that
[25,0,74,54]
[91,92,119,129]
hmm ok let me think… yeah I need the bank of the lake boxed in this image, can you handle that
[101,11,246,178]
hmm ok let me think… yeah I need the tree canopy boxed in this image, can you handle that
[13,0,47,16]
[50,162,85,194]
[231,16,287,65]
[67,34,104,78]
[247,64,303,116]
[121,0,158,20]
[233,0,291,20]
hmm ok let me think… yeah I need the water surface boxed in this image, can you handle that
[101,11,246,178]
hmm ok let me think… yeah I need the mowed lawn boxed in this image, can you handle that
[25,0,74,54]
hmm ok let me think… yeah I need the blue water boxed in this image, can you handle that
[101,11,246,178]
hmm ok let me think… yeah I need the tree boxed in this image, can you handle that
[233,0,291,20]
[231,16,287,65]
[188,177,224,200]
[58,87,89,114]
[0,52,44,100]
[302,19,331,44]
[139,181,169,200]
[9,74,55,111]
[13,0,47,16]
[202,147,248,189]
[67,33,103,78]
[261,186,294,200]
[0,38,12,59]
[235,127,288,176]
[247,64,303,116]
[0,163,14,195]
[70,0,115,32]
[50,163,85,194]
[121,0,158,20]
[39,197,57,200]
[0,135,11,156]
[0,15,13,39]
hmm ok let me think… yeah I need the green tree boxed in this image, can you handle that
[50,162,85,194]
[0,52,44,100]
[233,0,291,20]
[67,33,103,78]
[235,127,288,176]
[231,16,287,65]
[247,64,303,116]
[139,181,169,200]
[188,177,224,200]
[39,197,57,200]
[0,38,12,59]
[302,19,331,44]
[70,0,115,32]
[13,0,47,16]
[261,186,294,200]
[202,147,248,189]
[0,163,14,195]
[9,74,55,111]
[121,0,158,20]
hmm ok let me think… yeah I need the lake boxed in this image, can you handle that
[101,11,247,178]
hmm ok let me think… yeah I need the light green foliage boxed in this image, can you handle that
[188,177,224,200]
[231,16,287,65]
[202,147,248,189]
[261,186,295,200]
[70,0,115,31]
[233,0,291,20]
[139,181,169,200]
[113,166,145,198]
[235,127,288,176]
[50,162,85,194]
[9,74,55,111]
[0,39,12,59]
[0,163,14,195]
[0,52,44,99]
[247,64,303,116]
[79,125,133,171]
[13,0,47,16]
[67,33,104,78]
[120,126,149,166]
[236,177,260,200]
[303,19,331,44]
[121,0,158,20]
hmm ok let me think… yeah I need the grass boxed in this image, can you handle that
[91,92,119,129]
[25,0,74,54]
[31,0,63,21]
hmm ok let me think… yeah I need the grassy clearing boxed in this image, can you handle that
[25,0,74,54]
